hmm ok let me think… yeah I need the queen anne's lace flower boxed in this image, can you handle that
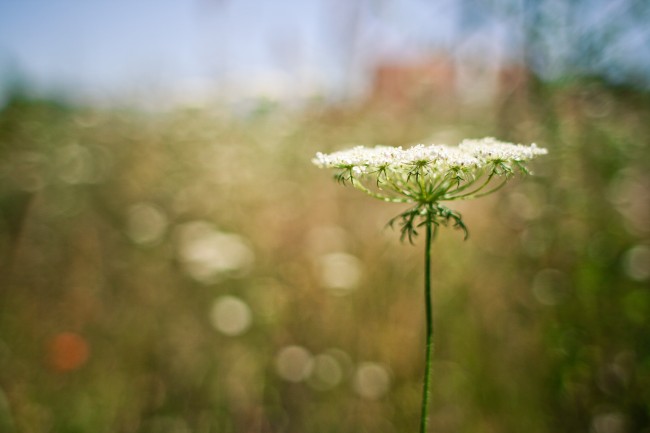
[313,137,546,202]
[312,136,548,432]
[313,137,547,241]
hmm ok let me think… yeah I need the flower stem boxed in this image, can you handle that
[419,215,434,433]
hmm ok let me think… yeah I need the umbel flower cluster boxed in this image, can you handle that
[313,137,548,241]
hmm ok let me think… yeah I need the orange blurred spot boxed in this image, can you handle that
[47,332,90,372]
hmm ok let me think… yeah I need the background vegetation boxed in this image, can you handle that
[0,73,649,433]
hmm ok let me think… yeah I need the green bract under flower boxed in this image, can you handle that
[313,137,548,241]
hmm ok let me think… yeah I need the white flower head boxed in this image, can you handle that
[313,137,547,203]
[459,137,548,163]
[313,137,548,241]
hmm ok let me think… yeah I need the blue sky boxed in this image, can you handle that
[0,0,648,104]
[0,0,338,100]
[0,0,466,102]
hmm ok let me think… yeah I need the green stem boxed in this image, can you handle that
[350,177,411,203]
[449,176,508,201]
[444,173,493,199]
[419,215,434,433]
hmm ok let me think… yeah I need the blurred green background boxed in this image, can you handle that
[1,1,650,433]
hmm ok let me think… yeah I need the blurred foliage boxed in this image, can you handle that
[0,78,649,433]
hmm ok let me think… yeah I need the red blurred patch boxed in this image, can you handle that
[47,332,90,372]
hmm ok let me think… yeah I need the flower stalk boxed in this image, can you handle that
[420,213,434,433]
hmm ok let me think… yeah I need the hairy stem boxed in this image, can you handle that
[419,215,434,433]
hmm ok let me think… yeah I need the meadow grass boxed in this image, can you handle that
[0,80,649,432]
